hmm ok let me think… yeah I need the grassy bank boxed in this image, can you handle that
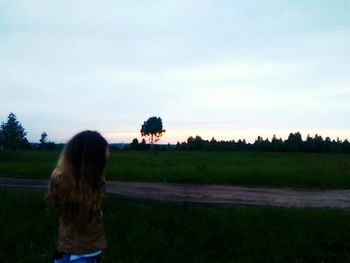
[0,150,350,188]
[1,188,350,262]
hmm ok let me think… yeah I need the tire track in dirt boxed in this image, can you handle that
[1,177,350,208]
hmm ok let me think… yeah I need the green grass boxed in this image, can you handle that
[1,188,350,262]
[0,150,350,188]
[0,150,58,177]
[108,151,350,189]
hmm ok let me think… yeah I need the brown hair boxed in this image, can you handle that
[47,130,108,227]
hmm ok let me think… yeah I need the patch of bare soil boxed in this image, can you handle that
[1,177,349,208]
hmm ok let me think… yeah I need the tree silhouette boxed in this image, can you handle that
[286,132,303,151]
[140,116,165,150]
[40,132,48,149]
[0,113,29,150]
[129,138,139,150]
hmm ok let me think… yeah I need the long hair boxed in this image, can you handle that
[47,130,108,227]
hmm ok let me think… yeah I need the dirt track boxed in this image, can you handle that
[1,177,350,208]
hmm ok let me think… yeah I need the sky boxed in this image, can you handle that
[0,0,349,144]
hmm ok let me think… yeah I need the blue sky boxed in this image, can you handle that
[0,0,349,143]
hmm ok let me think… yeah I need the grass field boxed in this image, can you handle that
[0,150,349,189]
[1,188,350,262]
[2,150,349,262]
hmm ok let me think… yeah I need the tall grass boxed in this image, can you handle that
[0,150,350,188]
[1,188,350,262]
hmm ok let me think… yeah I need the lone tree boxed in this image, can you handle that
[140,116,166,150]
[0,113,29,150]
[40,132,48,149]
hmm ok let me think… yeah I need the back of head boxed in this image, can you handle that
[48,130,108,226]
[64,130,108,188]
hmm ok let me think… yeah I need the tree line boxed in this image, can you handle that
[1,112,349,153]
[126,133,350,153]
[167,133,350,153]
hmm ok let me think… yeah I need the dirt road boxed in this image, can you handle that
[1,176,350,208]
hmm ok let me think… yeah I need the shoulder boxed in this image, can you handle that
[48,171,76,206]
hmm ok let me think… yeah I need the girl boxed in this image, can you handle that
[47,130,109,263]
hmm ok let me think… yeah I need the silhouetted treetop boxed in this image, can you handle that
[140,116,166,150]
[0,113,29,150]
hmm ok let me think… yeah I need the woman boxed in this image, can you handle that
[47,130,109,263]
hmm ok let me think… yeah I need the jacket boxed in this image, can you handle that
[57,211,107,253]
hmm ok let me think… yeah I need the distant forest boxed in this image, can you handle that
[2,132,350,154]
[1,113,349,153]
[128,132,350,153]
